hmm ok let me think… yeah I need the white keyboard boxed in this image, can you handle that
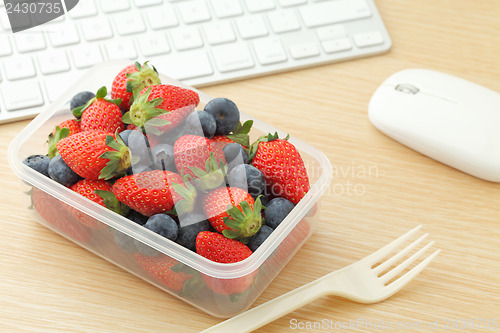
[0,0,391,123]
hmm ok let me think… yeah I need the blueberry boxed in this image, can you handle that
[248,225,273,252]
[150,144,176,171]
[144,214,178,241]
[185,110,217,139]
[120,130,151,166]
[70,91,95,110]
[204,98,240,135]
[113,230,137,253]
[23,154,51,177]
[223,143,248,167]
[127,210,149,225]
[265,198,295,229]
[176,213,211,251]
[48,155,81,187]
[228,164,266,200]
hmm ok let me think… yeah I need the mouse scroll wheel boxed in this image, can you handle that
[395,83,420,94]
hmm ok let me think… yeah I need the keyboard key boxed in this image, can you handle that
[317,24,346,41]
[137,32,170,56]
[253,37,287,65]
[322,37,352,53]
[3,56,36,80]
[211,0,244,18]
[171,26,203,50]
[354,31,384,47]
[114,12,147,35]
[71,44,104,69]
[244,0,275,13]
[106,39,138,59]
[236,15,268,39]
[0,35,12,56]
[178,1,211,24]
[69,0,98,19]
[81,18,114,41]
[212,43,254,72]
[38,51,71,74]
[268,10,301,33]
[146,6,178,30]
[0,11,10,31]
[299,0,371,28]
[134,0,163,7]
[14,33,47,53]
[150,50,213,80]
[203,21,236,45]
[1,80,43,111]
[290,42,320,59]
[278,0,307,7]
[48,23,80,47]
[101,0,130,13]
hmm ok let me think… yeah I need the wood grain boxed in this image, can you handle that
[1,0,500,331]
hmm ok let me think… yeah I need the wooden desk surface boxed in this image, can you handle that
[1,0,500,332]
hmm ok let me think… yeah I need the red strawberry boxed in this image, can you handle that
[196,231,256,294]
[134,254,192,291]
[203,187,262,241]
[111,62,161,111]
[112,170,196,217]
[250,133,310,204]
[72,86,124,133]
[32,187,92,244]
[53,119,80,136]
[69,179,129,228]
[123,84,199,134]
[174,135,225,178]
[196,231,253,263]
[57,131,112,180]
[57,131,131,180]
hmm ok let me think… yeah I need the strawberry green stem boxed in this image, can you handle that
[222,197,264,243]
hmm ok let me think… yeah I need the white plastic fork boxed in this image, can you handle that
[202,225,440,333]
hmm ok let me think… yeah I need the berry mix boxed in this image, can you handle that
[23,62,312,298]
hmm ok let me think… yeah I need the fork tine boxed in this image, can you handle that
[373,233,428,275]
[365,225,422,266]
[383,249,441,297]
[379,241,434,285]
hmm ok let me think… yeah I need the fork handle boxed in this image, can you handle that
[201,273,339,333]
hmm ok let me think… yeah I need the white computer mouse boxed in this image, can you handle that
[368,68,500,182]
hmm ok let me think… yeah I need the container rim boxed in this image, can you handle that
[8,61,333,279]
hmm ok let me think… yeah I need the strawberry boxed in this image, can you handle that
[134,254,192,291]
[196,231,256,294]
[31,187,92,244]
[111,61,161,111]
[68,179,129,228]
[249,133,310,204]
[123,84,199,134]
[73,86,124,134]
[112,170,197,217]
[53,119,81,136]
[196,231,253,263]
[203,187,263,242]
[56,131,131,180]
[174,135,225,177]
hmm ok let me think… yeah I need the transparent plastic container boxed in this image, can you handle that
[8,61,332,318]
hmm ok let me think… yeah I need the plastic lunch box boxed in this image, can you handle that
[8,61,332,318]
